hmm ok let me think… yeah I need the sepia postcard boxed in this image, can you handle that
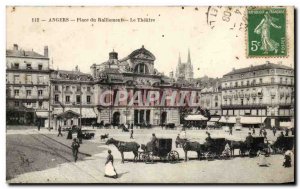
[6,6,295,184]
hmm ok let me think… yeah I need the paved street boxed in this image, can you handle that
[6,127,294,183]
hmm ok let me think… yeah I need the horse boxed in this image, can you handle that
[226,140,247,157]
[182,141,203,161]
[100,133,109,141]
[106,138,140,163]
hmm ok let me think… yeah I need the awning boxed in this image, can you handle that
[280,122,294,128]
[57,110,80,119]
[36,112,49,118]
[240,117,266,124]
[81,108,97,118]
[184,114,208,121]
[210,117,220,122]
[219,116,236,124]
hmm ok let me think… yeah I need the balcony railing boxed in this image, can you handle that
[222,81,294,90]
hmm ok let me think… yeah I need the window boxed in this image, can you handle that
[14,75,20,83]
[26,63,32,69]
[38,90,43,96]
[26,75,32,83]
[26,102,31,106]
[252,79,256,85]
[66,96,70,103]
[259,78,263,84]
[77,86,81,92]
[235,82,238,87]
[241,81,244,86]
[271,77,275,84]
[14,101,19,106]
[26,90,31,96]
[87,95,91,104]
[241,98,244,105]
[76,95,81,104]
[14,63,19,69]
[285,78,288,84]
[247,80,250,86]
[134,63,149,74]
[54,95,59,102]
[38,64,43,70]
[215,102,218,107]
[87,87,91,92]
[66,86,70,91]
[38,101,43,107]
[253,98,256,104]
[54,85,59,91]
[14,90,19,97]
[280,77,283,84]
[38,76,44,83]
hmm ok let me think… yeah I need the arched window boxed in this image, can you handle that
[134,63,149,74]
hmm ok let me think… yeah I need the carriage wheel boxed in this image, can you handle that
[167,150,180,162]
[141,152,153,163]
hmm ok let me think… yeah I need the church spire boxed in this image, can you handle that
[187,48,191,64]
[178,53,181,65]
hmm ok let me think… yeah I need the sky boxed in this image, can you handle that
[6,6,294,78]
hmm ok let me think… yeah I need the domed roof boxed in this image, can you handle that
[120,45,156,61]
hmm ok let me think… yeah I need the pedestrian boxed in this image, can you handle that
[104,150,118,178]
[283,150,292,168]
[77,128,83,144]
[71,138,80,162]
[37,121,41,131]
[263,129,267,139]
[259,128,263,136]
[285,128,289,136]
[130,128,134,139]
[57,125,63,137]
[257,150,269,167]
[272,127,276,136]
[291,128,294,135]
[67,129,73,139]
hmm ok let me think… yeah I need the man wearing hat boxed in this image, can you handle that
[71,138,80,162]
[245,132,254,149]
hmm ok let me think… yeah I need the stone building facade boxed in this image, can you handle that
[221,61,294,127]
[6,44,51,126]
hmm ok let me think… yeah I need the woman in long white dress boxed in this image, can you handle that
[104,150,118,178]
[257,150,269,167]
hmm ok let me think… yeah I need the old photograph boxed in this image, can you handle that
[6,6,295,184]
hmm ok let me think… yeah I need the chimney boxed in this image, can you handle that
[44,46,48,57]
[13,44,18,51]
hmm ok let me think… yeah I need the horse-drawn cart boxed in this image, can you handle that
[139,138,180,163]
[271,136,294,154]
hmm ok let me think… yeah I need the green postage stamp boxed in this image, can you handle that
[247,8,287,57]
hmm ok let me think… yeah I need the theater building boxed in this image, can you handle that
[90,46,201,126]
[221,61,294,128]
